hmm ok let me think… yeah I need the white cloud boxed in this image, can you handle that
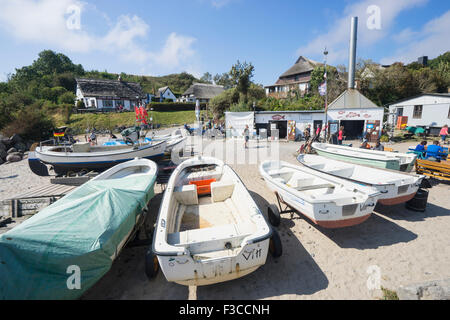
[297,0,428,65]
[0,0,198,73]
[149,33,197,69]
[381,10,450,64]
[0,73,6,82]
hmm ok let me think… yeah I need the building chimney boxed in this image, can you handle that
[348,17,358,89]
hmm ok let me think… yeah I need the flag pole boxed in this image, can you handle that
[324,47,329,142]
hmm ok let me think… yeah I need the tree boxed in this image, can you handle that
[229,60,255,103]
[213,73,233,89]
[200,72,213,84]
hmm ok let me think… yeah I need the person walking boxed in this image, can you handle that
[338,126,345,145]
[243,125,250,149]
[440,125,448,144]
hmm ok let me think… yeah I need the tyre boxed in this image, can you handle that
[268,204,281,227]
[145,248,159,280]
[269,228,282,258]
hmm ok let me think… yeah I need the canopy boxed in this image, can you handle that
[0,172,156,300]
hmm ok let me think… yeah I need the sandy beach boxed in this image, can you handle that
[1,138,449,300]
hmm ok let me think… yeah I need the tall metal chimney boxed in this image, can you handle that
[348,17,358,89]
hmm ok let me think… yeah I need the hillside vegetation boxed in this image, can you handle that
[0,50,204,140]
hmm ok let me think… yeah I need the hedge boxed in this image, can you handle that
[147,102,207,112]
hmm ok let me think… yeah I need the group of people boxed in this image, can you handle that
[414,140,447,161]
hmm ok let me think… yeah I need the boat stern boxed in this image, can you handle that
[157,239,270,286]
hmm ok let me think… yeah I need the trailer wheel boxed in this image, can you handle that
[268,204,281,227]
[269,228,282,258]
[145,249,159,280]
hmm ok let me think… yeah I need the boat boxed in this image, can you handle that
[165,136,188,154]
[28,140,166,176]
[103,136,187,154]
[312,142,417,172]
[259,160,380,228]
[151,156,279,286]
[0,158,158,300]
[297,154,424,205]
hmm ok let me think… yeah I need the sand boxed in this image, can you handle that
[1,138,449,300]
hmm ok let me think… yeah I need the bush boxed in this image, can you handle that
[147,102,205,112]
[2,107,55,141]
[380,134,389,142]
[61,104,74,124]
[76,100,85,109]
[58,91,75,105]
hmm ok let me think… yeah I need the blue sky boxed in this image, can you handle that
[0,0,448,86]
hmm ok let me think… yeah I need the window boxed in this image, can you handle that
[448,106,450,119]
[397,107,403,116]
[115,100,124,107]
[103,100,113,108]
[413,105,423,119]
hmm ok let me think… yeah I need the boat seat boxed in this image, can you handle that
[272,177,285,184]
[287,178,315,189]
[296,183,335,191]
[168,224,241,246]
[211,181,235,202]
[72,142,90,152]
[189,179,216,196]
[174,184,198,205]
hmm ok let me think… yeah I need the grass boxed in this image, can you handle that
[380,287,399,300]
[54,110,197,133]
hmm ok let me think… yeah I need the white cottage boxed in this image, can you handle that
[76,78,147,110]
[388,93,450,134]
[155,86,177,102]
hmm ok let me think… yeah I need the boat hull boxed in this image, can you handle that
[268,184,376,229]
[297,155,423,206]
[158,240,269,286]
[377,192,417,206]
[31,141,166,175]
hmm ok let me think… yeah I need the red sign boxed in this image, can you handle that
[272,115,285,121]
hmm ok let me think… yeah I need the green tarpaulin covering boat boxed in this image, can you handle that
[0,158,157,300]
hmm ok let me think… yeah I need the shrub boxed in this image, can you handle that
[2,107,55,141]
[58,91,75,105]
[76,100,85,109]
[380,134,389,142]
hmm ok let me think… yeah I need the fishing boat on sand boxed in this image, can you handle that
[150,156,281,286]
[297,154,424,205]
[0,158,158,300]
[259,160,380,228]
[28,140,166,176]
[312,143,417,172]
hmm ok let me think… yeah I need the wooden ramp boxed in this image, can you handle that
[0,184,77,218]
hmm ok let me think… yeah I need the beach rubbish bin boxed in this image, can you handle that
[405,188,429,212]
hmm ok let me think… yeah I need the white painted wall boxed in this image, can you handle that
[388,95,450,128]
[327,108,384,122]
[161,88,177,101]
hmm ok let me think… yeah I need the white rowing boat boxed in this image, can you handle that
[297,154,424,205]
[259,160,380,228]
[312,142,417,172]
[151,156,278,286]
